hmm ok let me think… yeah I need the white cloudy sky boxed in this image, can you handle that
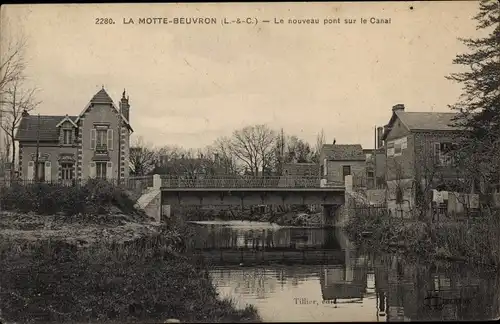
[0,1,482,150]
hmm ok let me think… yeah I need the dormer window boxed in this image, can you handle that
[63,129,73,144]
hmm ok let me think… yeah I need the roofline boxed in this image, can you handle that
[327,158,365,162]
[381,111,410,141]
[410,128,465,132]
[74,98,134,133]
[55,115,78,128]
[284,163,318,165]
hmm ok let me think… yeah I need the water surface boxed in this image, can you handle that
[188,221,500,322]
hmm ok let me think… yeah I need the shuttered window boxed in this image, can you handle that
[107,129,113,150]
[90,129,97,150]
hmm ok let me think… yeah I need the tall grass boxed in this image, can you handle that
[345,203,500,267]
[0,233,261,323]
[0,181,261,323]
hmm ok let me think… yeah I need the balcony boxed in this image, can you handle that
[93,144,110,160]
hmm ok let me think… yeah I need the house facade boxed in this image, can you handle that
[15,88,133,182]
[319,144,366,185]
[363,147,386,189]
[381,104,464,217]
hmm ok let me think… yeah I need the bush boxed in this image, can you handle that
[344,202,500,267]
[0,180,141,218]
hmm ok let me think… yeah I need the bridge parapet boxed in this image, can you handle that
[158,175,344,189]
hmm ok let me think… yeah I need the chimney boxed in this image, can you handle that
[392,104,405,113]
[119,89,130,121]
[21,109,30,117]
[377,126,384,148]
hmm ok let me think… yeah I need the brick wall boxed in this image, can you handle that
[413,131,463,182]
[385,134,415,181]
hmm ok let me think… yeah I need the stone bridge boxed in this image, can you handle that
[134,175,348,226]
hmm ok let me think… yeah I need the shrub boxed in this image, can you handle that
[0,180,142,218]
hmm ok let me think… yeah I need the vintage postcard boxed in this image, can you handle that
[0,1,499,323]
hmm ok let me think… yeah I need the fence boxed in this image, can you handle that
[0,174,346,191]
[159,175,344,189]
[0,175,154,191]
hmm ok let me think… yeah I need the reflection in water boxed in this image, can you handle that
[188,221,500,322]
[189,221,341,250]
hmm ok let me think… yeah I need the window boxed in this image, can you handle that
[434,142,458,166]
[396,188,404,204]
[367,171,374,178]
[394,141,402,156]
[61,163,74,180]
[387,141,395,157]
[320,165,324,177]
[63,129,73,144]
[96,129,107,149]
[96,162,107,179]
[342,165,351,179]
[36,162,45,182]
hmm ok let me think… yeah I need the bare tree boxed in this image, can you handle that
[211,137,232,174]
[0,78,40,167]
[129,136,158,176]
[156,144,184,163]
[312,129,325,163]
[0,34,26,99]
[0,136,9,178]
[207,139,241,175]
[286,135,314,163]
[228,124,276,177]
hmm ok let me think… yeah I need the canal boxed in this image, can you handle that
[188,221,500,322]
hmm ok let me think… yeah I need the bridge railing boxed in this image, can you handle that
[159,175,345,189]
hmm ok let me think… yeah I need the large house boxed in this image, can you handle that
[15,87,133,182]
[380,104,464,216]
[319,144,366,185]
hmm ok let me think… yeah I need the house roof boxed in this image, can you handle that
[15,88,133,142]
[90,88,114,104]
[397,111,459,131]
[382,110,461,140]
[321,144,365,161]
[74,88,133,131]
[282,163,319,177]
[15,115,78,142]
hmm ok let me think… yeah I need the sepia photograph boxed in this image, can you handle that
[0,1,499,323]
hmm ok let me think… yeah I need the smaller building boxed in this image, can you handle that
[319,144,366,185]
[282,162,319,178]
[363,148,386,189]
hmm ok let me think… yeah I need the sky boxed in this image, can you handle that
[0,1,483,150]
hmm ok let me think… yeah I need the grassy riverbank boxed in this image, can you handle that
[344,204,500,268]
[0,181,261,323]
